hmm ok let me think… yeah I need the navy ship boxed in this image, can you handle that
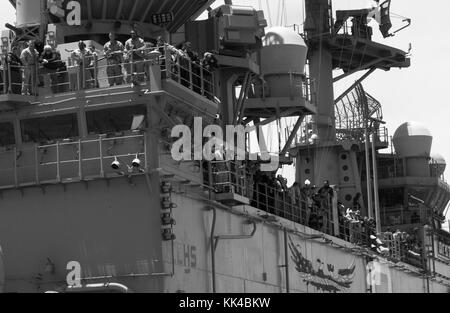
[0,0,448,293]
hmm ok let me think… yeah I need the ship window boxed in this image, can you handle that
[21,114,79,143]
[86,105,147,135]
[0,122,15,146]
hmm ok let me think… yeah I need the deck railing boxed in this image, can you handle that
[208,160,426,268]
[0,45,215,100]
[0,133,146,189]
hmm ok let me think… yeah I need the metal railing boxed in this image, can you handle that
[209,161,369,241]
[207,161,427,268]
[336,19,373,40]
[288,120,389,147]
[380,232,424,268]
[0,45,216,100]
[436,230,450,260]
[380,205,431,227]
[0,133,147,189]
[165,48,216,100]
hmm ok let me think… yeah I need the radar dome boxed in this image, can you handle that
[263,27,307,47]
[430,153,446,176]
[393,122,433,158]
[260,27,308,97]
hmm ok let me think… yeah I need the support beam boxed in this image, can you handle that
[102,0,108,20]
[334,68,376,105]
[233,72,250,124]
[167,0,183,17]
[170,1,199,32]
[234,72,253,126]
[115,0,124,20]
[371,132,381,233]
[281,116,305,155]
[252,108,299,130]
[129,0,140,21]
[140,0,155,22]
[87,0,93,20]
[333,58,383,83]
[150,103,177,128]
[362,88,373,220]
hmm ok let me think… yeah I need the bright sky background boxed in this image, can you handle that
[0,0,448,229]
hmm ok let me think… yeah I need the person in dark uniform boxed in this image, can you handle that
[5,44,22,94]
[201,52,218,99]
[40,45,59,93]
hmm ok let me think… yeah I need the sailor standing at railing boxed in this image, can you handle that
[202,52,218,99]
[41,45,59,93]
[104,32,124,87]
[71,41,93,90]
[178,42,199,89]
[157,36,182,80]
[20,40,39,95]
[124,30,146,84]
[87,45,99,88]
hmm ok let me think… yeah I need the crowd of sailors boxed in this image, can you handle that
[0,31,218,97]
[211,162,424,262]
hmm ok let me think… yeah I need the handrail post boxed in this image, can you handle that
[164,45,170,80]
[189,61,193,90]
[99,136,104,178]
[130,49,134,84]
[56,141,61,183]
[176,58,181,84]
[200,66,204,96]
[93,53,98,88]
[265,185,269,212]
[256,183,260,209]
[2,56,7,94]
[211,71,216,98]
[143,133,148,170]
[13,147,18,187]
[82,55,86,89]
[274,191,279,216]
[7,60,12,94]
[76,62,80,91]
[78,139,83,180]
[34,144,40,185]
[34,63,38,96]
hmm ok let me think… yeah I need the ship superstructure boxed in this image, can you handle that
[0,0,448,293]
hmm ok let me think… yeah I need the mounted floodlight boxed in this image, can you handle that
[132,154,141,168]
[111,157,121,170]
[151,12,174,25]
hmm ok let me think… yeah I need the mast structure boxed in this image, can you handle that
[304,0,336,144]
[298,0,411,220]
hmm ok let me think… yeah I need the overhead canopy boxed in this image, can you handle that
[10,0,215,33]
